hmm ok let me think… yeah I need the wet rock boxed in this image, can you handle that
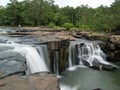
[104,35,120,62]
[92,60,116,70]
[0,51,26,77]
[48,40,69,74]
[93,88,102,90]
[0,51,25,62]
[0,46,14,51]
[82,60,90,66]
[0,39,7,43]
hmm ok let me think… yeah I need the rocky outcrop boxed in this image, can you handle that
[91,60,116,70]
[47,40,69,74]
[104,35,120,62]
[0,51,26,78]
[0,74,60,90]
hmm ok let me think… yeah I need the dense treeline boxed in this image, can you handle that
[0,0,120,33]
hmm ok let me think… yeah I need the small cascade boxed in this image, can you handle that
[79,43,109,66]
[53,50,59,75]
[68,45,79,68]
[68,46,73,67]
[69,40,110,68]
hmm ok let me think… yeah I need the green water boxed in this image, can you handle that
[59,67,120,90]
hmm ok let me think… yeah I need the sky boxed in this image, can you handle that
[0,0,115,8]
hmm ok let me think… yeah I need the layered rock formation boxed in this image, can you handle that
[48,40,69,74]
[104,35,120,63]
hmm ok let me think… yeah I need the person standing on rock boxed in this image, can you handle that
[18,24,22,31]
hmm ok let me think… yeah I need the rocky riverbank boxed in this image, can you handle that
[0,73,60,90]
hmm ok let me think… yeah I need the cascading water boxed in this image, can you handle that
[14,46,49,74]
[68,46,73,67]
[69,39,110,68]
[36,45,50,71]
[54,51,59,75]
[0,41,50,74]
[78,43,109,66]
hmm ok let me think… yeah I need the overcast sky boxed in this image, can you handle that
[0,0,115,8]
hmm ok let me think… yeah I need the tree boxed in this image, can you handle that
[61,6,75,25]
[26,0,53,26]
[5,0,25,26]
[0,6,6,25]
[0,0,119,33]
[110,0,120,34]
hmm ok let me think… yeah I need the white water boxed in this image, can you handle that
[79,43,109,66]
[68,46,73,67]
[69,41,110,67]
[53,51,59,75]
[0,42,49,74]
[60,84,80,90]
[36,45,50,71]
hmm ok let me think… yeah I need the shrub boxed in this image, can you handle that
[63,22,74,30]
[48,22,55,28]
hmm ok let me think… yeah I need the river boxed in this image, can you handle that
[59,66,120,90]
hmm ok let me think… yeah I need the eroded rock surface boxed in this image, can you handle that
[0,51,26,78]
[0,74,60,90]
[105,35,120,62]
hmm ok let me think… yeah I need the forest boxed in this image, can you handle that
[0,0,120,33]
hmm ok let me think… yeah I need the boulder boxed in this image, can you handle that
[93,88,102,90]
[0,51,26,78]
[104,35,120,62]
[91,60,116,71]
[82,60,90,66]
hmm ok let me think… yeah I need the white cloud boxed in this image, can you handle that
[0,0,10,6]
[0,0,23,6]
[0,0,115,8]
[54,0,115,8]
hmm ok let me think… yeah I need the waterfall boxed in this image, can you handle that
[68,46,73,67]
[79,43,109,66]
[0,42,49,74]
[69,40,110,67]
[14,46,49,74]
[36,45,50,72]
[53,50,59,75]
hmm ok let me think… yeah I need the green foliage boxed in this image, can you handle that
[0,0,120,34]
[63,22,74,30]
[48,22,55,28]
